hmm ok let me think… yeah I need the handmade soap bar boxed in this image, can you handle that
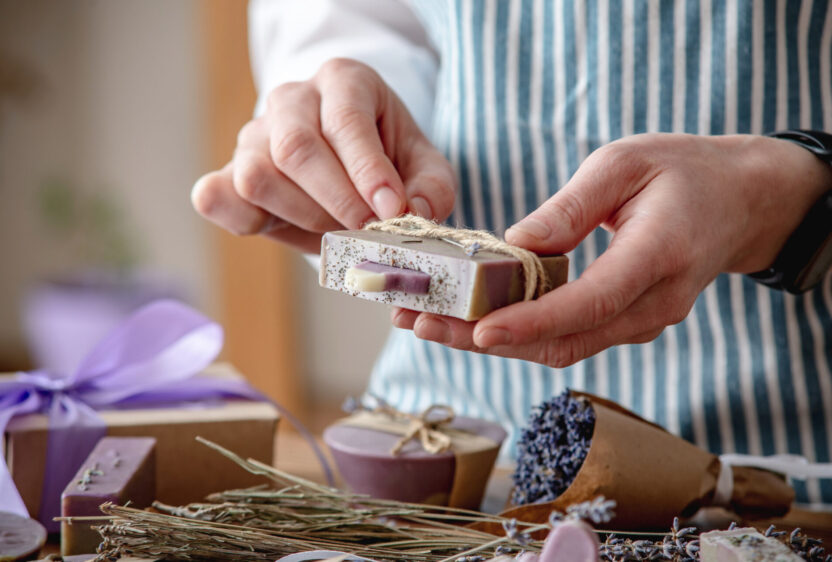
[0,512,46,562]
[699,527,802,562]
[324,414,506,510]
[320,230,569,321]
[61,437,156,556]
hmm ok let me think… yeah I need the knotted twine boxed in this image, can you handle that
[364,215,551,302]
[370,402,456,455]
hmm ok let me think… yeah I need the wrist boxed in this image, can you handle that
[747,130,832,292]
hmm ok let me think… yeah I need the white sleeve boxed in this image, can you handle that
[248,0,439,135]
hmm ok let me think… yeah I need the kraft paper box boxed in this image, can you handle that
[3,363,279,522]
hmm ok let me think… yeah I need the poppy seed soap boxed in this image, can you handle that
[320,229,568,321]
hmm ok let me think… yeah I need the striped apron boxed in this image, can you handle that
[367,0,832,508]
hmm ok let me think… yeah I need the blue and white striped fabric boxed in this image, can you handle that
[367,0,832,509]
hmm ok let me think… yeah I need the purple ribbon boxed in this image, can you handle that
[0,299,265,529]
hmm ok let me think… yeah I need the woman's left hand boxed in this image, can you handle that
[391,133,832,367]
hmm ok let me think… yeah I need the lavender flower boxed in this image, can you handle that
[341,396,360,414]
[511,390,595,505]
[502,518,532,547]
[564,496,616,524]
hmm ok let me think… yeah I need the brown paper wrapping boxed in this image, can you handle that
[3,363,279,521]
[474,392,793,533]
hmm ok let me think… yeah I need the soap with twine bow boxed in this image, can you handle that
[319,216,569,321]
[323,402,507,510]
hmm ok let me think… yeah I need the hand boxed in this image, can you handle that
[191,58,456,254]
[393,133,832,367]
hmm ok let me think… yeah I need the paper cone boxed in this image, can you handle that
[475,392,793,533]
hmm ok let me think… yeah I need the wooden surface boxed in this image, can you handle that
[38,418,832,558]
[197,0,306,419]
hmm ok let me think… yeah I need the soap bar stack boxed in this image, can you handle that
[320,229,568,321]
[61,437,157,556]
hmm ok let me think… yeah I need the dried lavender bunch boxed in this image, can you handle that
[512,390,595,505]
[778,525,830,562]
[595,518,831,562]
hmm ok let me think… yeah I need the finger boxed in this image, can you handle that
[538,325,667,368]
[473,226,678,347]
[266,82,376,229]
[232,143,341,233]
[502,277,690,366]
[234,119,342,232]
[262,224,324,254]
[411,312,557,364]
[398,136,457,221]
[391,307,419,330]
[315,61,406,219]
[413,313,477,348]
[505,140,659,254]
[191,163,275,235]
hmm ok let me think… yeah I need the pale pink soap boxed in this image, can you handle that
[539,520,600,562]
[320,230,569,321]
[699,528,802,562]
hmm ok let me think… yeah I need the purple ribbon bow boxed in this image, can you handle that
[0,299,265,528]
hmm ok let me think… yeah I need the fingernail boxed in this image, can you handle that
[415,316,450,344]
[507,217,551,241]
[259,215,288,234]
[372,186,403,219]
[391,308,409,328]
[476,326,511,347]
[409,196,432,218]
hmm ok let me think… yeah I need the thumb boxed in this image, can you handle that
[506,143,654,253]
[399,136,457,222]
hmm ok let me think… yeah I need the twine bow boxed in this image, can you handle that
[370,402,456,455]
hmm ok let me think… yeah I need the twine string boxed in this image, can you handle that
[371,402,456,455]
[364,215,550,301]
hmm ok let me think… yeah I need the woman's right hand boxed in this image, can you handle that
[191,58,456,254]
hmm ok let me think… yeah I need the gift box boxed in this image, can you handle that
[0,300,279,531]
[4,362,279,526]
[324,405,506,510]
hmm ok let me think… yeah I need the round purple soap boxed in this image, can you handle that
[0,512,47,562]
[324,415,506,509]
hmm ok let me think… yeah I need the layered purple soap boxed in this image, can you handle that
[345,261,431,294]
[61,437,156,556]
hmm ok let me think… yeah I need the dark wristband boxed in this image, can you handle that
[748,130,832,293]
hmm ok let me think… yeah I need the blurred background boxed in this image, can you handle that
[0,0,391,423]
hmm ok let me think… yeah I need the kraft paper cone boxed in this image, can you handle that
[474,392,793,533]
